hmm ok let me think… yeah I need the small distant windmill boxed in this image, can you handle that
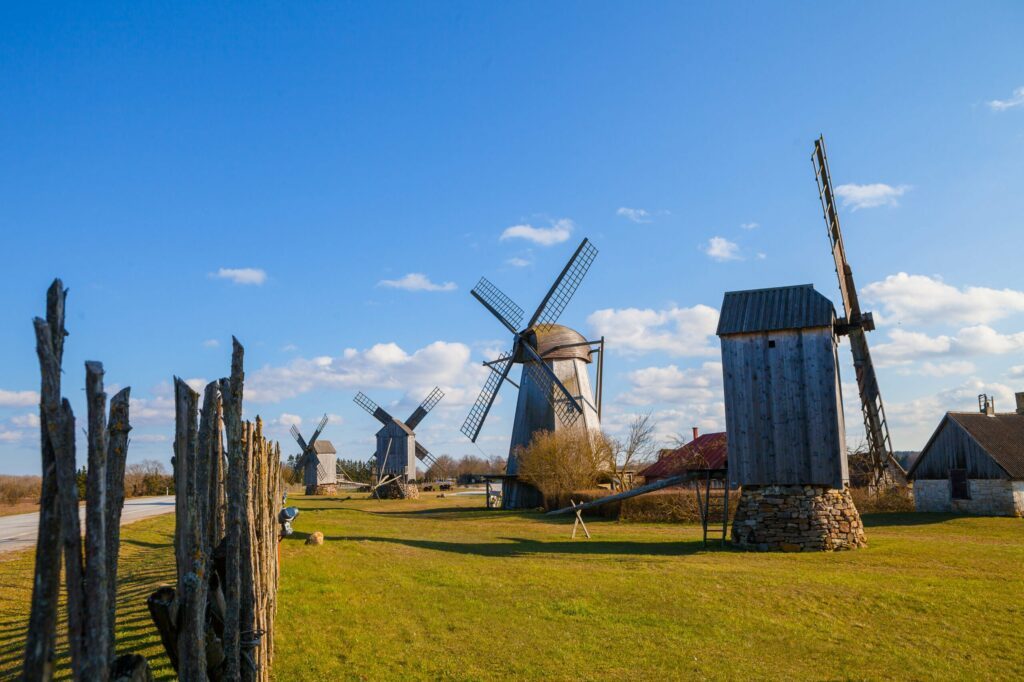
[354,387,444,498]
[812,135,906,489]
[290,414,337,495]
[461,238,604,508]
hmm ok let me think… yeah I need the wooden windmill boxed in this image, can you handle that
[290,414,337,495]
[813,135,906,489]
[354,387,443,498]
[461,238,605,509]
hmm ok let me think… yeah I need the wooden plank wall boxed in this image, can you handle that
[721,327,846,487]
[912,419,1009,479]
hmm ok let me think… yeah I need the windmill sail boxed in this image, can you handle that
[528,238,598,329]
[354,391,395,425]
[471,277,524,333]
[813,136,905,485]
[406,386,444,430]
[461,351,514,442]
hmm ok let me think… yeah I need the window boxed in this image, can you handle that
[768,339,776,349]
[950,469,970,500]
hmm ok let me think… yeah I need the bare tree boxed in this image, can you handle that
[606,413,658,490]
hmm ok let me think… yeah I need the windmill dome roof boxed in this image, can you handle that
[523,324,592,363]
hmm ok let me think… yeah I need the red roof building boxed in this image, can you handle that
[639,431,728,482]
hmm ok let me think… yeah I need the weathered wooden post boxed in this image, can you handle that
[23,280,68,681]
[23,280,149,681]
[222,339,245,681]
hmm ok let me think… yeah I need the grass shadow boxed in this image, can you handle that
[321,534,717,558]
[861,513,964,528]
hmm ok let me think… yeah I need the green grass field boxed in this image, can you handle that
[1,494,1022,680]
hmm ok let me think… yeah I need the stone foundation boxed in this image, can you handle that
[374,480,419,500]
[913,479,1024,516]
[731,484,866,552]
[305,483,337,496]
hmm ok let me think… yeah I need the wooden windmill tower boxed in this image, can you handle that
[290,414,337,495]
[813,135,906,489]
[718,284,866,551]
[461,238,605,509]
[354,387,443,498]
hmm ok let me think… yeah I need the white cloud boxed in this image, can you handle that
[887,379,1018,433]
[702,237,741,262]
[276,413,303,428]
[0,389,39,407]
[377,273,457,292]
[500,218,573,246]
[0,429,25,442]
[872,326,1024,366]
[506,257,531,267]
[914,361,976,377]
[756,252,767,260]
[203,339,220,348]
[863,273,1024,325]
[620,362,723,406]
[282,344,298,352]
[833,183,909,210]
[1010,365,1024,379]
[213,267,267,285]
[587,304,720,357]
[740,222,759,230]
[184,378,209,394]
[247,340,486,404]
[617,207,651,224]
[988,86,1024,112]
[133,434,169,443]
[11,413,40,428]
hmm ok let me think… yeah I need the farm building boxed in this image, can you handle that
[639,429,727,484]
[906,394,1024,517]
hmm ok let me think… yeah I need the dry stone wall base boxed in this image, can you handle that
[375,480,419,500]
[913,478,1023,516]
[731,484,866,552]
[305,484,337,496]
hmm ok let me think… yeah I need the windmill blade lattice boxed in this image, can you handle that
[406,386,444,430]
[528,238,598,329]
[414,442,439,468]
[354,391,395,425]
[471,277,525,333]
[461,351,515,442]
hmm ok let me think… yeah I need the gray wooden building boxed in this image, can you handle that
[717,284,848,489]
[906,394,1024,516]
[303,439,337,492]
[375,418,418,481]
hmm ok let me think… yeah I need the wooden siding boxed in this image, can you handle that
[721,327,847,487]
[375,423,417,480]
[910,417,1010,480]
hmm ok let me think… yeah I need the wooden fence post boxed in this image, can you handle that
[105,388,132,668]
[221,338,245,681]
[23,281,68,681]
[173,378,208,680]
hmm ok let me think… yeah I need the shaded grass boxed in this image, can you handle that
[0,515,177,680]
[0,494,1022,680]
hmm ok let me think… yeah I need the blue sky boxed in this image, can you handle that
[2,3,1023,474]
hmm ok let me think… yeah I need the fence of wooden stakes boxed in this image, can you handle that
[22,280,149,681]
[20,280,283,682]
[147,338,283,682]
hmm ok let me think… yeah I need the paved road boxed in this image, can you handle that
[0,496,176,555]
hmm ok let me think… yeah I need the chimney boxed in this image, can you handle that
[979,394,995,416]
[1016,392,1024,415]
[692,426,699,442]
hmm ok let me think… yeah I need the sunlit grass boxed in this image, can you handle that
[0,494,1022,680]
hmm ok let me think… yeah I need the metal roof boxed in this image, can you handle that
[716,284,836,336]
[908,411,1024,479]
[312,440,336,454]
[639,432,728,479]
